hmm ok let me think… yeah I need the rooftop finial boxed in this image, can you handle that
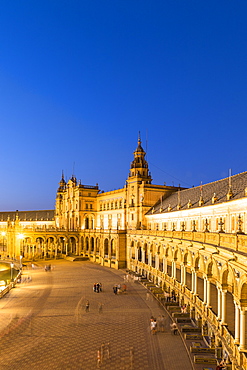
[138,131,141,145]
[227,168,233,200]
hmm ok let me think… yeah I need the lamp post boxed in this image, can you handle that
[1,232,6,253]
[10,262,14,281]
[18,234,24,266]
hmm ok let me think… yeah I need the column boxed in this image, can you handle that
[180,264,184,285]
[206,279,211,307]
[191,271,194,293]
[142,250,145,263]
[217,287,222,321]
[163,258,167,274]
[55,241,58,259]
[203,277,207,304]
[155,255,159,269]
[221,290,227,324]
[183,265,187,286]
[173,261,176,280]
[234,302,240,344]
[194,271,198,295]
[239,309,246,351]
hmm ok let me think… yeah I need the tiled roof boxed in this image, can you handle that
[147,171,247,215]
[0,210,55,222]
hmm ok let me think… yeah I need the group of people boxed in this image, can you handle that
[44,264,52,272]
[164,290,177,302]
[93,282,102,293]
[150,315,166,335]
[112,283,127,294]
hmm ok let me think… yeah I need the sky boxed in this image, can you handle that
[0,1,247,211]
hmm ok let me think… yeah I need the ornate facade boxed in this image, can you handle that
[0,137,247,368]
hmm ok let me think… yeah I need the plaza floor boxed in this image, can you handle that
[0,260,194,370]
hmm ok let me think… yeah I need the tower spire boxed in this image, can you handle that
[127,136,152,184]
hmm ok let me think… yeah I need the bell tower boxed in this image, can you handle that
[126,134,152,230]
[127,133,152,184]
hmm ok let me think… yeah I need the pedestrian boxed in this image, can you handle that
[96,349,101,368]
[170,322,178,335]
[113,285,117,294]
[159,315,166,332]
[85,300,90,312]
[150,319,157,335]
[105,342,110,359]
[216,360,226,370]
[98,303,103,313]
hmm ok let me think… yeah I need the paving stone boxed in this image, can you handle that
[0,261,193,370]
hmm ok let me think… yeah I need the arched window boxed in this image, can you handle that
[111,239,116,258]
[104,239,109,257]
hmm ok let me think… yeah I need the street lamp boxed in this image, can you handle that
[1,232,6,253]
[20,255,23,270]
[18,234,24,262]
[10,262,14,281]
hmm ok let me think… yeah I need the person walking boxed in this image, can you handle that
[85,300,90,312]
[170,322,178,334]
[159,315,166,332]
[150,318,157,335]
[98,302,103,313]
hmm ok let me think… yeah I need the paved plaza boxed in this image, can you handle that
[0,260,193,370]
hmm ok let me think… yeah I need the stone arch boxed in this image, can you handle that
[56,236,66,254]
[36,237,45,257]
[206,260,214,278]
[68,236,77,254]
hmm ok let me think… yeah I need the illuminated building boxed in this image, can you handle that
[0,136,247,367]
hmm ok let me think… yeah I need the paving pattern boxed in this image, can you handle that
[0,260,193,370]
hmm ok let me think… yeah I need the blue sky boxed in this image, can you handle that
[0,1,247,211]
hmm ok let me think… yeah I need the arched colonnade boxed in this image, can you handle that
[19,233,118,262]
[128,236,247,355]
